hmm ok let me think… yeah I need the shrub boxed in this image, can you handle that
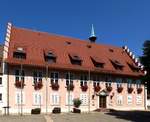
[52,107,61,113]
[73,98,82,108]
[31,108,41,114]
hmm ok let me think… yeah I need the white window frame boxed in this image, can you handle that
[93,75,100,86]
[15,91,25,105]
[50,72,59,84]
[136,80,141,88]
[66,92,74,105]
[127,79,132,88]
[50,93,60,105]
[33,71,42,84]
[33,92,42,105]
[116,78,122,88]
[117,95,123,105]
[127,95,132,105]
[106,78,112,87]
[14,69,25,82]
[136,95,142,105]
[80,74,88,86]
[80,93,88,105]
[65,72,74,86]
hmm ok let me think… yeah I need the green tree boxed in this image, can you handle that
[140,40,150,96]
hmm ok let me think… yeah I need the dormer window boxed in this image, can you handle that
[44,50,57,63]
[13,47,26,59]
[69,53,82,65]
[127,62,140,72]
[91,56,105,68]
[110,59,124,70]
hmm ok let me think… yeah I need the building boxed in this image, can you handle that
[1,23,146,114]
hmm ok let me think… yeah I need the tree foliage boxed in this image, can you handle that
[140,40,150,94]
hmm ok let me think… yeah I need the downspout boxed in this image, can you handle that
[88,70,91,113]
[7,63,9,115]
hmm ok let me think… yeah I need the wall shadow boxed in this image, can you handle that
[105,110,150,122]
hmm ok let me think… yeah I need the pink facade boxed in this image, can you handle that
[7,66,145,114]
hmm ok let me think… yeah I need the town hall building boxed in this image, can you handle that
[1,23,147,114]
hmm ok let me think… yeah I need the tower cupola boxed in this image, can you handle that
[89,24,97,43]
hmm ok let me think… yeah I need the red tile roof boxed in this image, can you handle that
[6,26,144,77]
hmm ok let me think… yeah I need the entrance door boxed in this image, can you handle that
[99,96,106,108]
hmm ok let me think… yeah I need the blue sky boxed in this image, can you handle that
[0,0,150,57]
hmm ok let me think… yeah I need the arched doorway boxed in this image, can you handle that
[97,90,108,108]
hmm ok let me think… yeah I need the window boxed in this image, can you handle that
[80,74,87,86]
[50,93,60,105]
[127,79,132,88]
[13,47,26,59]
[110,59,124,70]
[66,93,74,105]
[136,95,142,105]
[127,95,132,105]
[66,72,74,86]
[15,92,25,104]
[15,69,25,82]
[33,71,42,84]
[50,72,59,84]
[69,54,82,65]
[127,63,140,72]
[91,56,105,68]
[33,93,42,105]
[116,78,122,88]
[80,94,88,105]
[105,78,112,87]
[117,95,123,105]
[0,77,2,85]
[44,50,56,63]
[136,80,141,88]
[93,75,100,86]
[0,93,2,101]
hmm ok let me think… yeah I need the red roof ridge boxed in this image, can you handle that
[12,26,122,50]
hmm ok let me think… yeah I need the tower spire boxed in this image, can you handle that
[89,24,97,43]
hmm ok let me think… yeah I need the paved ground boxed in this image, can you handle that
[0,111,150,122]
[0,115,46,122]
[51,111,150,122]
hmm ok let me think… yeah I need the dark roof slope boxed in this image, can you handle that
[6,26,144,77]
